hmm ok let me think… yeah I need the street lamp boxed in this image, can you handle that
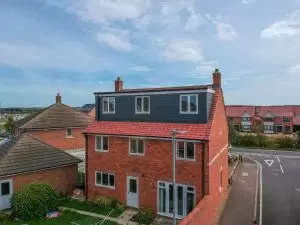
[170,129,187,225]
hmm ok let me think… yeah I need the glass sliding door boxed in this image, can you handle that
[157,181,195,218]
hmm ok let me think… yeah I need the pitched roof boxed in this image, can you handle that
[0,134,81,177]
[258,106,294,117]
[94,85,212,95]
[225,105,255,117]
[18,103,91,130]
[84,121,210,140]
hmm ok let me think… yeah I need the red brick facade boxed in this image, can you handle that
[29,128,86,150]
[1,165,78,195]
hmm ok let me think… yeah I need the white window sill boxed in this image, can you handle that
[95,149,109,152]
[176,157,196,162]
[102,112,115,114]
[129,153,145,156]
[135,112,150,115]
[66,136,74,139]
[180,111,198,114]
[157,212,184,220]
[95,184,115,189]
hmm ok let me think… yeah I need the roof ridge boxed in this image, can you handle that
[27,133,82,163]
[59,103,93,119]
[20,104,55,129]
[0,137,20,162]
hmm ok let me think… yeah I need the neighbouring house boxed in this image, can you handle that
[226,105,298,134]
[84,69,229,224]
[0,133,81,210]
[80,104,95,114]
[12,93,92,172]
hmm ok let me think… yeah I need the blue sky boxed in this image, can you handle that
[1,0,300,107]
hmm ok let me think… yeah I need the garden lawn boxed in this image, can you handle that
[58,198,123,218]
[3,211,120,225]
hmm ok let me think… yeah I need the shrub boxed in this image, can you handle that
[238,134,257,147]
[11,183,58,220]
[96,196,114,210]
[256,134,270,147]
[276,137,295,149]
[131,209,154,225]
[0,211,9,224]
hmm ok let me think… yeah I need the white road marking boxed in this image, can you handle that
[242,172,249,176]
[295,188,300,192]
[264,160,274,167]
[276,156,285,174]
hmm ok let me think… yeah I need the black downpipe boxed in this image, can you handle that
[84,134,88,200]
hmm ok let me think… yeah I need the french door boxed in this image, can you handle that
[157,181,195,218]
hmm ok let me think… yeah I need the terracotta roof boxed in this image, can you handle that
[0,134,81,177]
[225,106,255,117]
[94,85,212,95]
[18,103,92,130]
[84,121,211,140]
[258,106,294,117]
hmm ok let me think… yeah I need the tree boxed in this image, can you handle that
[4,117,14,134]
[228,120,238,144]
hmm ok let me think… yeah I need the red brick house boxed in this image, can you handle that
[0,134,81,210]
[13,94,92,171]
[226,105,255,132]
[84,69,228,223]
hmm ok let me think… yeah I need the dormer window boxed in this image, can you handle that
[103,97,115,114]
[180,94,198,114]
[135,96,150,114]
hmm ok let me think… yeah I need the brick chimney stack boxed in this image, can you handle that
[212,69,221,89]
[115,76,123,92]
[56,93,62,104]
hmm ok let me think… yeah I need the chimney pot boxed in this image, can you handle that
[56,93,62,104]
[115,77,123,92]
[212,69,221,89]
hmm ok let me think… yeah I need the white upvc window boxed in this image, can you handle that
[129,138,145,155]
[135,96,150,114]
[95,136,109,152]
[102,97,115,114]
[176,141,195,160]
[66,128,73,137]
[180,94,198,114]
[95,172,115,189]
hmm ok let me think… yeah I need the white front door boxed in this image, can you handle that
[126,176,139,208]
[0,179,13,210]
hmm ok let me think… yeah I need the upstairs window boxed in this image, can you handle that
[176,141,195,160]
[180,95,198,114]
[263,117,274,122]
[95,136,109,152]
[241,117,251,121]
[135,96,150,114]
[129,138,145,155]
[103,97,115,113]
[283,117,290,122]
[66,128,72,137]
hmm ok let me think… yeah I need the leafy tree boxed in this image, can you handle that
[228,120,238,144]
[4,117,14,134]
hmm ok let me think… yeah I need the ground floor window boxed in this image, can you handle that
[241,125,251,131]
[284,126,291,133]
[157,181,195,218]
[264,125,274,131]
[95,172,115,189]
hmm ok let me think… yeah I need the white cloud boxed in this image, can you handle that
[241,0,255,4]
[47,0,152,24]
[206,14,237,41]
[97,32,132,52]
[231,69,256,76]
[162,40,204,62]
[285,64,300,75]
[184,13,202,31]
[131,64,153,72]
[196,61,217,73]
[260,11,300,39]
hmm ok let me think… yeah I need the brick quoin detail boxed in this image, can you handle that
[1,165,78,195]
[86,136,205,212]
[29,128,85,150]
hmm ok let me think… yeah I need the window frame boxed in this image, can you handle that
[176,141,196,161]
[135,96,150,114]
[102,97,115,114]
[95,135,109,152]
[180,94,198,114]
[129,138,145,156]
[283,117,290,122]
[95,171,115,189]
[66,128,73,138]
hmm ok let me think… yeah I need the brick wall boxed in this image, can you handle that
[1,165,78,195]
[29,128,85,150]
[86,136,205,212]
[180,90,229,225]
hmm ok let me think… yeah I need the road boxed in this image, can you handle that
[232,147,300,225]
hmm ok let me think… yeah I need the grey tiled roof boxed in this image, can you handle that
[19,103,91,130]
[0,134,81,177]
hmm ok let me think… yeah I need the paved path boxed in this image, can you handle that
[219,158,258,225]
[233,148,300,225]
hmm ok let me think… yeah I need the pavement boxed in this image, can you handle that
[219,158,258,225]
[232,147,300,225]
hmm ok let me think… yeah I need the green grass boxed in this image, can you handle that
[2,211,120,225]
[58,198,123,218]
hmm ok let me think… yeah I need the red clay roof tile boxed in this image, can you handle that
[225,106,255,117]
[84,121,210,140]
